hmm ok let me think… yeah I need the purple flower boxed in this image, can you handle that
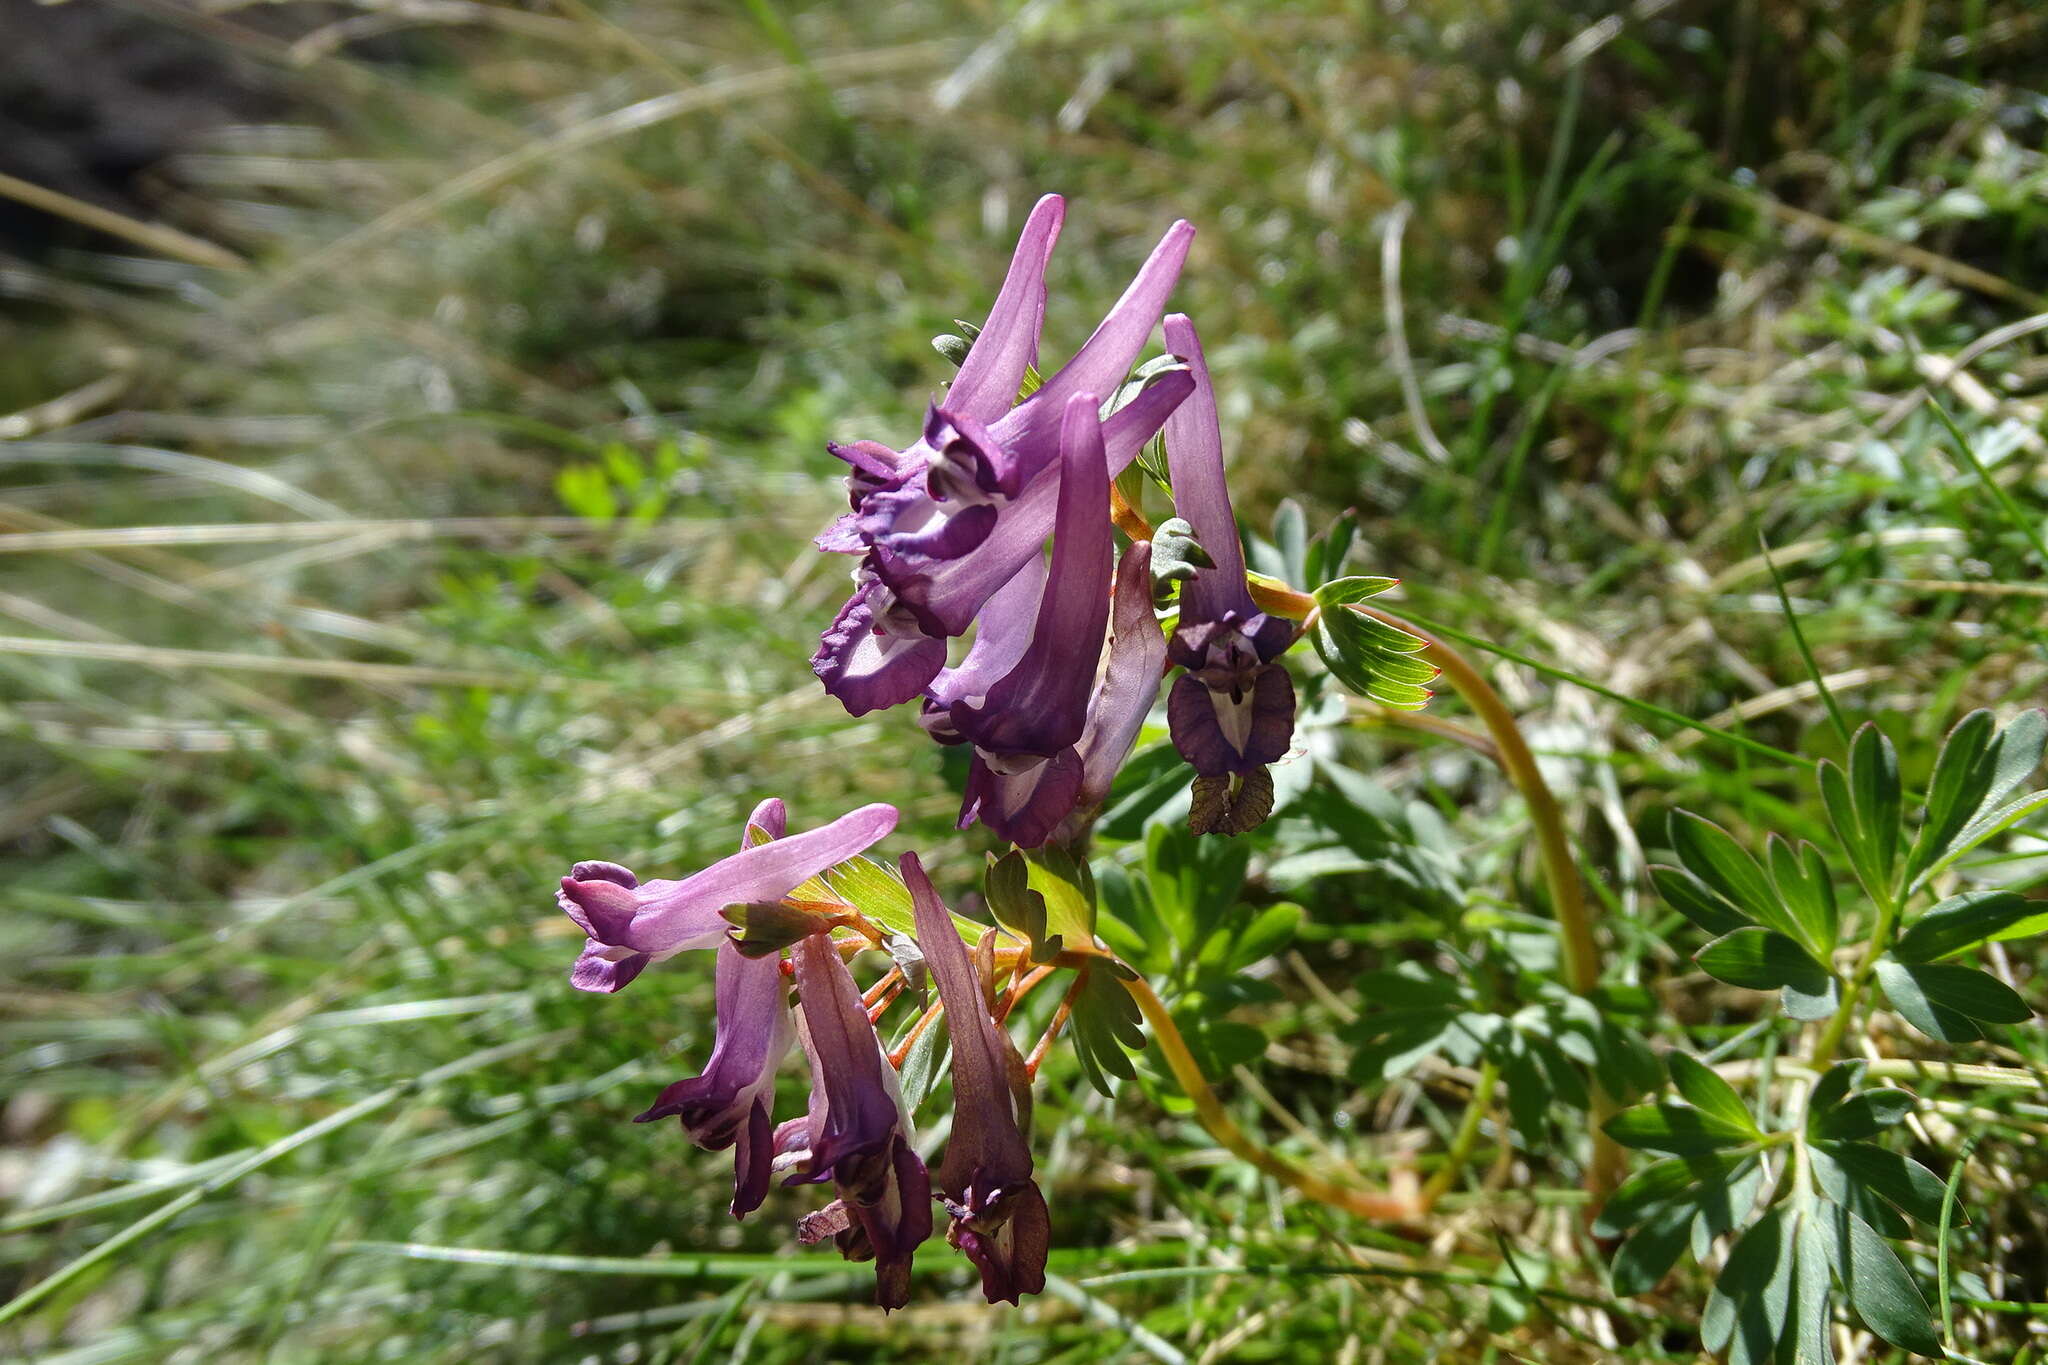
[812,194,1197,714]
[957,539,1167,847]
[947,393,1112,760]
[779,932,933,1310]
[1159,314,1297,779]
[903,853,1049,1304]
[556,800,897,993]
[634,941,794,1217]
[628,801,798,1219]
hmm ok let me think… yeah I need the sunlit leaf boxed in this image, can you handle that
[1841,1210,1941,1355]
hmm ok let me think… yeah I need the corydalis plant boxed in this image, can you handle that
[1604,711,2047,1362]
[555,196,1596,1312]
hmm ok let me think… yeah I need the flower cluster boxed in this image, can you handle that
[559,195,1310,1308]
[809,193,1297,845]
[560,799,1045,1307]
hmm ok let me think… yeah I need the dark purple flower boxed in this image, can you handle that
[1165,628,1297,776]
[811,567,951,718]
[812,195,1197,714]
[902,853,1048,1304]
[956,539,1166,847]
[780,932,933,1310]
[634,941,794,1217]
[947,393,1112,760]
[557,800,897,992]
[1158,314,1297,779]
[628,801,799,1219]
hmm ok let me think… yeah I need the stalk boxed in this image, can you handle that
[1419,1060,1500,1211]
[1348,603,1623,1204]
[1119,974,1419,1222]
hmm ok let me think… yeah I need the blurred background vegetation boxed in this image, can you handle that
[2,0,2046,1360]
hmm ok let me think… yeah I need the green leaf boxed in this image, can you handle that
[1693,1157,1766,1261]
[1311,606,1437,710]
[1821,726,1903,904]
[1354,965,1464,1009]
[1875,959,2031,1041]
[1766,835,1838,956]
[1793,1207,1838,1365]
[1703,1206,1796,1365]
[1668,1053,1759,1137]
[1815,1141,1951,1225]
[1696,928,1838,1019]
[1216,901,1301,972]
[1307,508,1359,586]
[1025,846,1096,949]
[1596,1156,1711,1236]
[1149,517,1215,587]
[1841,1210,1941,1355]
[1891,890,2037,962]
[1904,709,1996,886]
[894,1010,950,1115]
[1604,1102,1756,1155]
[1850,723,1903,891]
[1806,1062,1861,1115]
[1612,1202,1693,1296]
[1811,1088,1913,1142]
[1650,864,1751,936]
[1920,789,2048,885]
[1979,709,2047,809]
[1669,812,1802,940]
[1069,969,1143,1096]
[984,851,1055,962]
[1312,575,1400,607]
[1271,499,1308,586]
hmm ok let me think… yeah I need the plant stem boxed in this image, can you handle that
[1347,700,1502,764]
[1026,974,1086,1078]
[1348,604,1623,1204]
[1118,974,1419,1222]
[1805,885,1899,1072]
[1419,1059,1500,1212]
[1716,1057,2042,1090]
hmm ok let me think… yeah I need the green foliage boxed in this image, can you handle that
[1622,709,2048,1361]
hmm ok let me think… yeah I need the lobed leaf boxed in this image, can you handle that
[1874,959,2030,1042]
[1765,835,1838,957]
[1890,889,2036,962]
[1669,812,1803,941]
[1604,1102,1756,1156]
[1668,1053,1759,1137]
[1696,928,1839,1019]
[1841,1209,1941,1355]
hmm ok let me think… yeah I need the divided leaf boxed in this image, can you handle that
[1604,1102,1757,1156]
[1696,928,1839,1020]
[1813,1141,1951,1226]
[1668,1053,1759,1137]
[1840,1210,1941,1355]
[1069,968,1145,1096]
[1311,604,1437,710]
[1651,864,1751,937]
[1669,812,1805,942]
[1907,709,2048,888]
[1765,835,1838,956]
[1874,958,2031,1042]
[1890,890,2038,963]
[1818,725,1905,905]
